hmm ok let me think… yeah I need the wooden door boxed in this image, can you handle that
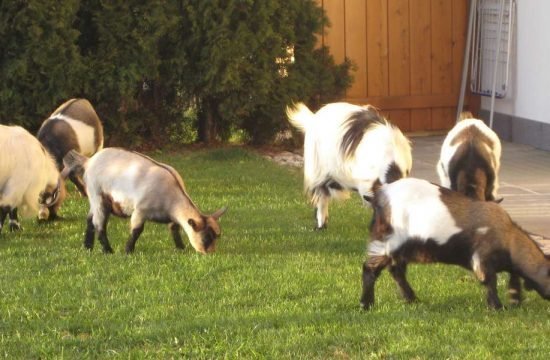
[317,0,479,132]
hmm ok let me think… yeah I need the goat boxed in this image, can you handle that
[360,177,550,310]
[287,102,412,230]
[37,98,104,195]
[0,125,65,231]
[437,113,501,201]
[62,148,226,254]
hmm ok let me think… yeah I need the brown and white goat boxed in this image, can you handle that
[62,148,226,254]
[38,98,104,196]
[0,125,65,230]
[437,114,501,201]
[361,178,550,310]
[287,102,412,230]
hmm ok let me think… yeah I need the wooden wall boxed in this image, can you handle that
[317,0,478,132]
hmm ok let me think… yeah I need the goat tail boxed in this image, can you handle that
[61,150,89,179]
[458,111,474,121]
[286,102,314,133]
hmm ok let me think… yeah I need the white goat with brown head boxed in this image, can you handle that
[287,102,412,230]
[437,113,501,201]
[0,125,65,231]
[361,178,550,310]
[63,148,226,254]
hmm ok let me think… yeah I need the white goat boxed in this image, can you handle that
[437,114,501,201]
[37,98,104,195]
[62,148,226,254]
[0,125,65,231]
[361,178,550,310]
[287,102,412,229]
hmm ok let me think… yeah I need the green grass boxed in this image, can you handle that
[1,147,548,359]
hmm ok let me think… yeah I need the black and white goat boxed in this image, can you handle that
[287,102,412,229]
[361,178,550,310]
[437,114,501,201]
[38,98,104,195]
[62,148,226,254]
[0,125,65,230]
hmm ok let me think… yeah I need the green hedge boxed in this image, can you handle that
[0,0,352,145]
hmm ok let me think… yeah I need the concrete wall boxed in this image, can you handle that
[480,0,550,150]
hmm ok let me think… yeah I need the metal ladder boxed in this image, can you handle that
[456,0,516,127]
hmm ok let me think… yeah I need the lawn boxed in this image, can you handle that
[1,147,548,359]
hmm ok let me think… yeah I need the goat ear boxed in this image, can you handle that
[363,195,373,203]
[211,206,227,220]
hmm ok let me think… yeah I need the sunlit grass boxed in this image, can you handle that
[1,147,548,358]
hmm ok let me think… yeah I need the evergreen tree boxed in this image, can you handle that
[176,0,352,144]
[0,0,351,145]
[75,0,177,141]
[0,0,82,128]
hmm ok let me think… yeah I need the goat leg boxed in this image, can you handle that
[8,208,21,231]
[313,194,329,230]
[361,255,391,309]
[508,273,522,305]
[0,206,8,233]
[482,269,503,309]
[84,215,95,250]
[125,212,146,254]
[389,261,417,303]
[169,223,185,250]
[98,229,114,254]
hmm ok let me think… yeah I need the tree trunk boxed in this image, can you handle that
[197,97,219,144]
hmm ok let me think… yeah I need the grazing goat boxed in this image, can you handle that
[37,98,104,195]
[437,113,501,201]
[360,178,550,310]
[287,102,412,229]
[0,125,65,231]
[62,148,226,254]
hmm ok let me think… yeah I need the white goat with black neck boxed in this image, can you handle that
[361,178,550,310]
[63,148,226,254]
[0,125,65,231]
[38,98,104,196]
[437,114,501,201]
[287,102,412,230]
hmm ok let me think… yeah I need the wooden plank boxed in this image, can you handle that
[345,93,462,110]
[452,0,468,91]
[345,0,367,98]
[410,0,432,95]
[410,108,432,131]
[366,0,389,96]
[410,0,432,131]
[323,0,346,64]
[432,107,455,130]
[431,0,453,95]
[388,0,410,96]
[387,110,411,132]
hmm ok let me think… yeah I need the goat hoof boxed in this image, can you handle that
[360,300,373,310]
[314,224,327,231]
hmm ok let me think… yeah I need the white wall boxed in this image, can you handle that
[481,0,550,124]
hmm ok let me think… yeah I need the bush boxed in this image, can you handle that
[0,1,352,146]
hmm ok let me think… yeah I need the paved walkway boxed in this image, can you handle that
[411,136,550,254]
